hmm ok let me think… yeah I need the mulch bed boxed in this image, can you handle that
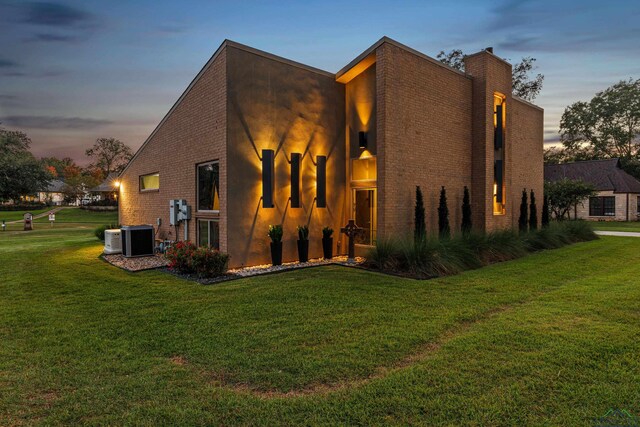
[102,252,365,283]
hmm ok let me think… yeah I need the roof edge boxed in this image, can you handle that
[512,95,543,111]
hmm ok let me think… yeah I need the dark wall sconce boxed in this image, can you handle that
[262,149,274,208]
[290,153,301,208]
[358,131,368,149]
[316,155,326,208]
[494,104,503,149]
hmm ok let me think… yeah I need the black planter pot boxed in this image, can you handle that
[270,241,282,266]
[322,237,333,259]
[297,239,309,263]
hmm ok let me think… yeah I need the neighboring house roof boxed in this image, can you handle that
[42,179,65,193]
[91,173,119,192]
[544,158,640,194]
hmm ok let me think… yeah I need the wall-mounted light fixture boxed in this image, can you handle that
[316,155,326,208]
[262,149,275,208]
[291,152,301,208]
[358,131,368,149]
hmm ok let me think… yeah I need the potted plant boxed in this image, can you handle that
[322,226,333,259]
[268,224,283,265]
[297,225,309,262]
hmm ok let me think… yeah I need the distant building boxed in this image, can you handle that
[544,159,640,221]
[37,179,65,206]
[90,173,119,202]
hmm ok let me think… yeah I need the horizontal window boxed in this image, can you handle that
[351,156,376,181]
[589,196,615,216]
[139,173,159,191]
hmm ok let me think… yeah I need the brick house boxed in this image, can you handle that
[119,37,544,268]
[545,159,640,221]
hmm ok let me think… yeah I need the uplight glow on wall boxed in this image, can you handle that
[262,149,275,208]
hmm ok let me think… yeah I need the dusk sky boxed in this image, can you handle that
[1,0,639,164]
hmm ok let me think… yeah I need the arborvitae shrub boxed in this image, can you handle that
[414,186,426,242]
[529,190,538,231]
[461,186,472,235]
[519,189,528,233]
[438,186,450,238]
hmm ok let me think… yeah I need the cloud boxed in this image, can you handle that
[0,58,20,68]
[22,1,92,28]
[28,33,82,43]
[0,115,112,130]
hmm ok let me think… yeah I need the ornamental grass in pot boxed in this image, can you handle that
[268,224,283,265]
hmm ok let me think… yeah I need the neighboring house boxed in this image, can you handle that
[544,159,640,221]
[37,179,65,206]
[90,173,119,202]
[118,37,544,268]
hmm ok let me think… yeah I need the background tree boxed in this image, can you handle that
[529,190,538,231]
[85,137,133,177]
[544,179,596,220]
[541,195,550,227]
[438,186,450,238]
[0,126,51,202]
[437,50,544,101]
[414,186,426,242]
[555,78,640,178]
[461,186,472,235]
[40,156,76,178]
[518,189,528,232]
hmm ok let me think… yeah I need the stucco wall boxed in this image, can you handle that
[376,43,473,238]
[119,47,227,250]
[225,46,345,267]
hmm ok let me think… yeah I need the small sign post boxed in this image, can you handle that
[23,213,33,231]
[48,212,56,227]
[1,220,5,232]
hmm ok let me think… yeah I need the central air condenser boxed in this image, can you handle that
[121,225,155,258]
[103,229,122,254]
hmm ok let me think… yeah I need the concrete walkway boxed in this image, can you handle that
[595,230,640,237]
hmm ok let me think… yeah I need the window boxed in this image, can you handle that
[351,156,376,181]
[197,161,219,212]
[589,196,615,216]
[139,173,159,191]
[493,93,506,215]
[198,219,219,249]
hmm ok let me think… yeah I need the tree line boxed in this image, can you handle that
[0,125,133,204]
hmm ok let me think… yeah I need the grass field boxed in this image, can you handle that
[591,220,640,232]
[0,220,639,425]
[1,207,117,231]
[0,208,50,222]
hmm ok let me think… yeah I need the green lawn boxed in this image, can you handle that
[1,224,639,425]
[591,220,640,232]
[0,208,50,222]
[1,208,117,231]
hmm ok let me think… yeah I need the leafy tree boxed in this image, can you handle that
[41,156,76,178]
[560,79,640,162]
[518,189,528,232]
[85,137,133,177]
[541,194,550,227]
[0,126,51,202]
[437,186,450,238]
[414,186,426,242]
[436,50,544,101]
[461,186,472,235]
[529,190,538,231]
[544,178,596,220]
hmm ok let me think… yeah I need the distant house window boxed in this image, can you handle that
[139,173,159,191]
[589,196,615,216]
[197,161,220,212]
[198,219,219,249]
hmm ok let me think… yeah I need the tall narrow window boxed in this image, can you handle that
[197,161,219,212]
[197,219,219,249]
[493,93,506,215]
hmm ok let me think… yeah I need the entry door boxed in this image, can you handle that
[353,188,377,245]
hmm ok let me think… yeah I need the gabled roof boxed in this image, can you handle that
[42,179,64,193]
[91,173,119,192]
[544,158,640,193]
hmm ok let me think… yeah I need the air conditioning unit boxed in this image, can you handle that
[121,225,155,258]
[103,229,122,255]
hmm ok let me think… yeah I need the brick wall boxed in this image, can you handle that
[119,47,227,250]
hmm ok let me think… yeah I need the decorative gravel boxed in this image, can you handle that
[103,252,365,284]
[102,253,168,272]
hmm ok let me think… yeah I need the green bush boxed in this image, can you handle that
[94,223,120,241]
[165,241,229,278]
[366,221,595,279]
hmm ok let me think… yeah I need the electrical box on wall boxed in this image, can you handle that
[178,202,191,222]
[169,199,190,225]
[169,200,179,225]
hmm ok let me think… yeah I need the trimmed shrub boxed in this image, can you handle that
[414,186,426,242]
[519,189,528,233]
[192,246,229,278]
[95,223,120,241]
[438,186,450,238]
[529,190,538,231]
[461,186,472,235]
[165,241,198,273]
